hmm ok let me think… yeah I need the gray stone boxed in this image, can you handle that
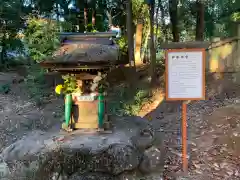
[139,146,166,174]
[105,144,141,175]
[0,116,162,179]
[60,140,141,175]
[130,128,155,151]
[113,116,155,151]
[0,130,61,180]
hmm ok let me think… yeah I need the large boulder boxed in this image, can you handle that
[0,116,164,180]
[0,130,62,180]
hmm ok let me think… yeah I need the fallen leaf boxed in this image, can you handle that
[195,169,203,174]
[226,170,234,176]
[193,163,201,169]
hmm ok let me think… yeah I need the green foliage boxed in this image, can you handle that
[204,0,240,38]
[0,0,25,64]
[232,12,240,21]
[24,64,50,104]
[62,74,77,94]
[24,17,60,62]
[116,36,128,55]
[132,0,149,25]
[108,85,150,116]
[86,23,99,32]
[58,21,74,32]
[123,89,149,115]
[0,0,24,33]
[4,56,28,68]
[92,29,98,33]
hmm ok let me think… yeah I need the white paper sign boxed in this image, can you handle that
[167,50,204,99]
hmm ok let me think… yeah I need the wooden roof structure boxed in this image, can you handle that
[40,32,128,71]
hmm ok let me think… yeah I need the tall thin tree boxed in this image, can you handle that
[149,0,157,84]
[169,0,179,42]
[84,0,88,31]
[195,0,205,41]
[126,0,135,67]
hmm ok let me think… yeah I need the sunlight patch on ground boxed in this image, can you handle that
[140,88,165,118]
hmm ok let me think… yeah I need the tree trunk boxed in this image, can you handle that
[149,2,157,84]
[169,0,179,42]
[159,0,168,41]
[126,0,135,67]
[106,10,113,26]
[155,0,160,45]
[195,0,204,41]
[92,8,96,29]
[84,1,88,31]
[141,26,150,62]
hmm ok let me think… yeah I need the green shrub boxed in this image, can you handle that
[24,16,60,63]
[23,16,61,104]
[24,64,49,104]
[116,36,128,55]
[108,85,150,116]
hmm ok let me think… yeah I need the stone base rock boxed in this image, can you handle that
[0,116,165,180]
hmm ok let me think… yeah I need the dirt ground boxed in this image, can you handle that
[141,73,240,180]
[0,72,63,151]
[0,71,239,180]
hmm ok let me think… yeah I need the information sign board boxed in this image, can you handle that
[166,49,206,100]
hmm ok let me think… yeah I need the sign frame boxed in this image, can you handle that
[165,48,206,101]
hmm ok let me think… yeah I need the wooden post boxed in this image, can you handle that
[165,47,206,174]
[182,101,188,173]
[135,21,143,66]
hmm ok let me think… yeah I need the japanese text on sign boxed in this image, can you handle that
[166,49,205,100]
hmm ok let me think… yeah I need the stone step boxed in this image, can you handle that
[73,122,98,129]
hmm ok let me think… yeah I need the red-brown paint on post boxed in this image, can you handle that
[182,102,188,173]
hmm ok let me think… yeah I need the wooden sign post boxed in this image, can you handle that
[165,48,206,173]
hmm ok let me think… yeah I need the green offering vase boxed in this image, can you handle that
[98,92,104,128]
[64,94,72,126]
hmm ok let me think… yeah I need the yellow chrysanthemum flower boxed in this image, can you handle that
[55,84,63,94]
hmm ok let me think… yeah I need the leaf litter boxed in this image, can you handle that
[144,74,240,180]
